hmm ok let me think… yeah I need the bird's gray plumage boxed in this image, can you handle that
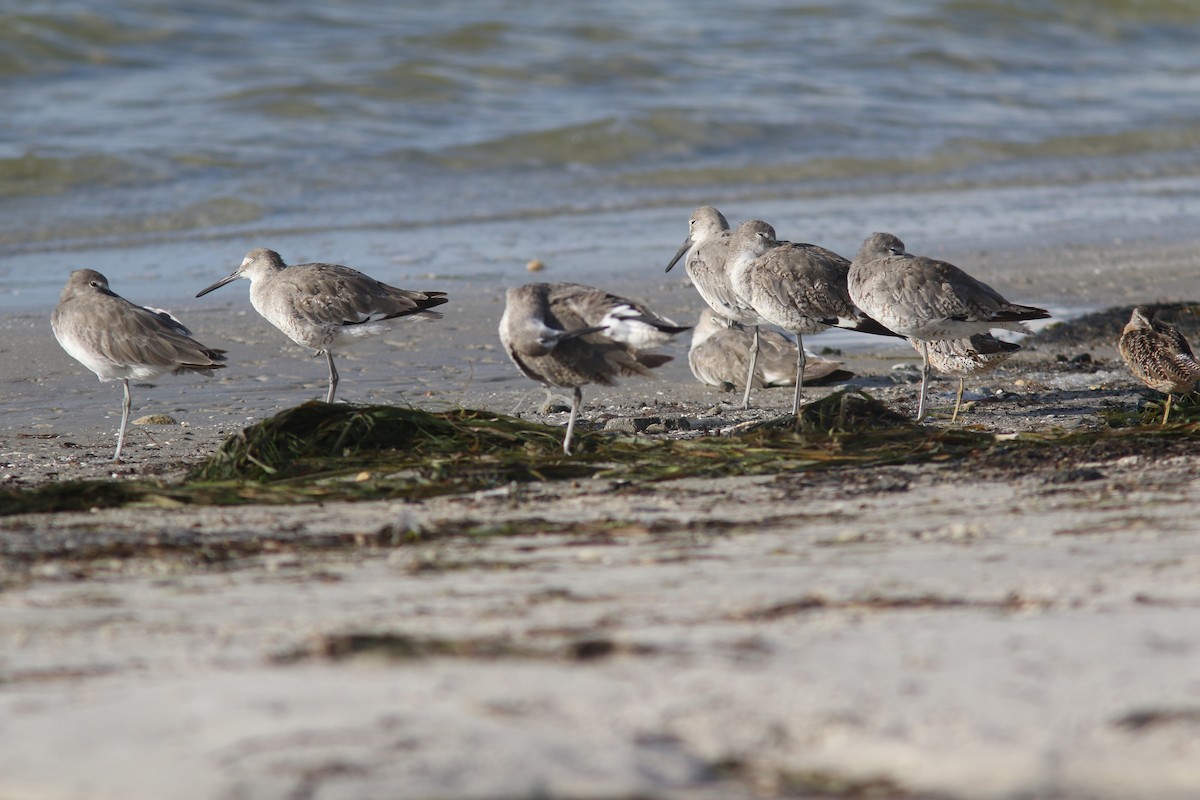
[499,282,689,454]
[849,232,1050,420]
[667,206,765,409]
[667,206,759,327]
[849,232,1049,340]
[688,311,851,391]
[196,247,447,402]
[52,269,226,461]
[727,220,897,416]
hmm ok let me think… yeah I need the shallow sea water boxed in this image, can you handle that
[3,1,1199,312]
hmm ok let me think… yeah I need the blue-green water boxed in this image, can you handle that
[3,0,1200,310]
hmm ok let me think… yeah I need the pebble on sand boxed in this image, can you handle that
[133,414,179,426]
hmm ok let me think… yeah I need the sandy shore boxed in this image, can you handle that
[2,236,1199,799]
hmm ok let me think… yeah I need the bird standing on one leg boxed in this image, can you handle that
[52,269,227,462]
[499,282,690,455]
[848,232,1050,421]
[1118,306,1200,424]
[196,248,447,403]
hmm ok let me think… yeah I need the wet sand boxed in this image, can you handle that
[2,235,1199,799]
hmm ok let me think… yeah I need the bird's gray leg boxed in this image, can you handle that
[792,334,806,418]
[741,326,760,410]
[563,386,582,455]
[325,351,339,403]
[112,381,133,462]
[916,341,931,422]
[114,379,132,462]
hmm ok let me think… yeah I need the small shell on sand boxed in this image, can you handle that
[526,259,545,272]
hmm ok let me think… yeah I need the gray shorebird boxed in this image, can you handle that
[727,220,899,416]
[196,248,447,403]
[666,206,765,409]
[848,232,1050,421]
[688,311,851,392]
[1118,306,1200,424]
[918,334,1020,423]
[499,282,690,455]
[51,269,227,462]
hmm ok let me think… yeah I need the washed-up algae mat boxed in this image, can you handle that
[2,389,1198,517]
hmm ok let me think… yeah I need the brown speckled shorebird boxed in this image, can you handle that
[727,220,900,417]
[688,310,852,391]
[1118,306,1200,424]
[196,248,447,403]
[52,269,227,462]
[917,334,1020,423]
[499,282,690,454]
[666,206,766,409]
[848,232,1050,421]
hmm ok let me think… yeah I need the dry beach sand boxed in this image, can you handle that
[1,236,1199,799]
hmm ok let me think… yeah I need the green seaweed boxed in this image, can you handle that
[192,402,582,483]
[1099,392,1200,428]
[2,390,1197,517]
[0,479,150,516]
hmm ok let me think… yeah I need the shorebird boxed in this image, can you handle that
[848,232,1050,421]
[918,334,1020,423]
[499,282,690,455]
[726,220,900,416]
[196,248,447,403]
[688,310,852,391]
[666,206,765,409]
[51,269,227,462]
[1118,306,1200,424]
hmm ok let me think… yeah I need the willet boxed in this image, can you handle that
[727,220,900,416]
[666,206,765,408]
[196,248,447,403]
[918,334,1020,423]
[848,232,1050,421]
[51,269,227,462]
[688,310,852,391]
[499,282,690,455]
[1118,306,1200,424]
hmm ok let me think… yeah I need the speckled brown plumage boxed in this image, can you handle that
[917,334,1020,422]
[1119,306,1200,423]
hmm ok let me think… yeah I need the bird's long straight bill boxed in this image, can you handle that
[665,239,690,273]
[196,271,241,297]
